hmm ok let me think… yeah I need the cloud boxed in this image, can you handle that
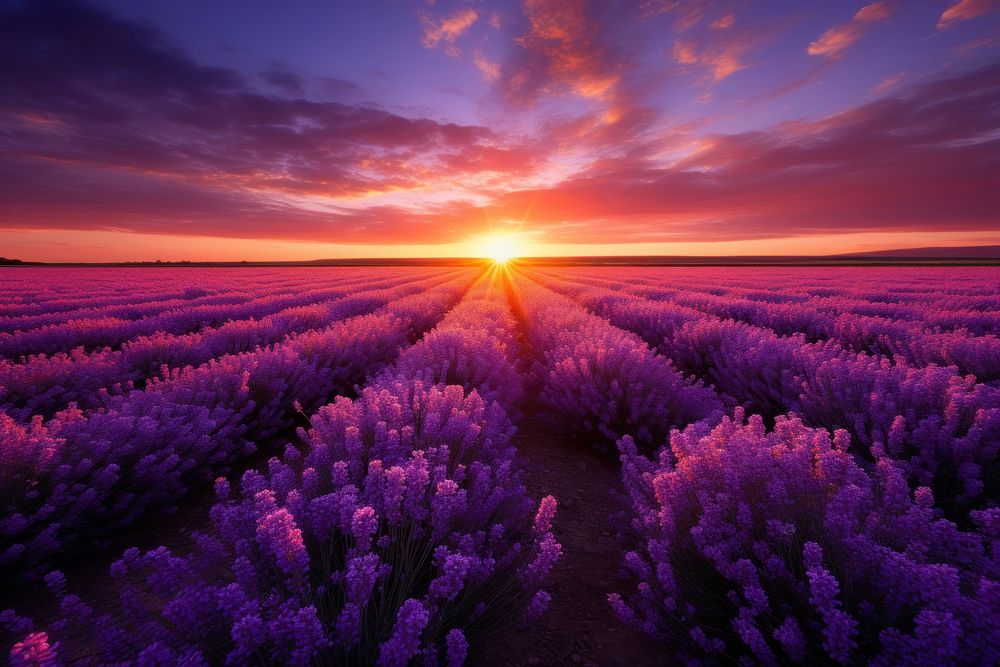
[0,154,499,244]
[653,1,711,32]
[870,71,906,95]
[2,0,998,252]
[953,35,1000,55]
[937,0,999,29]
[473,51,501,83]
[420,7,478,55]
[672,34,752,82]
[673,26,767,83]
[710,13,735,29]
[485,63,1000,243]
[665,6,774,85]
[808,1,896,59]
[0,0,539,244]
[854,1,895,22]
[500,0,623,103]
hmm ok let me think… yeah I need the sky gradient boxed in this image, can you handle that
[1,0,999,261]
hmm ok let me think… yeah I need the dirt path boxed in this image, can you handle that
[483,269,668,666]
[482,414,668,666]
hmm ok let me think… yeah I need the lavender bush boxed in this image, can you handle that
[798,353,1000,520]
[0,270,450,359]
[391,278,525,414]
[612,410,1000,665]
[513,274,722,452]
[3,264,998,665]
[6,379,559,665]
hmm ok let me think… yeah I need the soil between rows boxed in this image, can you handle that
[480,412,667,666]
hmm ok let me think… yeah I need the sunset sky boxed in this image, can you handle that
[2,0,999,261]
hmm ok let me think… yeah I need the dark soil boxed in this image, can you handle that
[480,414,668,667]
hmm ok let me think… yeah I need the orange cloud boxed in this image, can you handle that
[420,8,478,55]
[504,0,621,102]
[673,36,750,82]
[808,1,896,59]
[937,0,998,29]
[710,13,735,29]
[673,40,698,65]
[473,51,500,82]
[953,35,1000,54]
[854,1,895,22]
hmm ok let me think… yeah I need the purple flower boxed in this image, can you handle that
[255,507,309,582]
[377,599,429,667]
[446,628,468,667]
[350,506,378,551]
[524,590,552,622]
[429,552,471,601]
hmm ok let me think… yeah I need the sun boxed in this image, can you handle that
[479,233,522,264]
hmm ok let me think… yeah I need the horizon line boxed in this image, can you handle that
[5,250,1000,268]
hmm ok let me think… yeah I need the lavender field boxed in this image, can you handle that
[1,265,999,666]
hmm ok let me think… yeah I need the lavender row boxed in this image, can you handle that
[0,268,347,316]
[0,270,451,360]
[0,271,478,579]
[0,270,460,421]
[4,272,558,665]
[536,269,1000,382]
[510,273,722,453]
[667,291,1000,368]
[2,292,260,335]
[831,314,1000,383]
[536,274,1000,521]
[539,267,1000,338]
[611,411,1000,665]
[389,267,526,415]
[539,266,1000,309]
[0,268,414,334]
[0,275,303,334]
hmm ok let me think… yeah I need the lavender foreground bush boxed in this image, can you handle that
[612,410,1000,665]
[5,379,559,665]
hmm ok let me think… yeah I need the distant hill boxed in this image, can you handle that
[834,246,1000,259]
[0,257,38,265]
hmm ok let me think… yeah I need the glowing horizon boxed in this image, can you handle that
[4,228,1000,264]
[1,1,999,262]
